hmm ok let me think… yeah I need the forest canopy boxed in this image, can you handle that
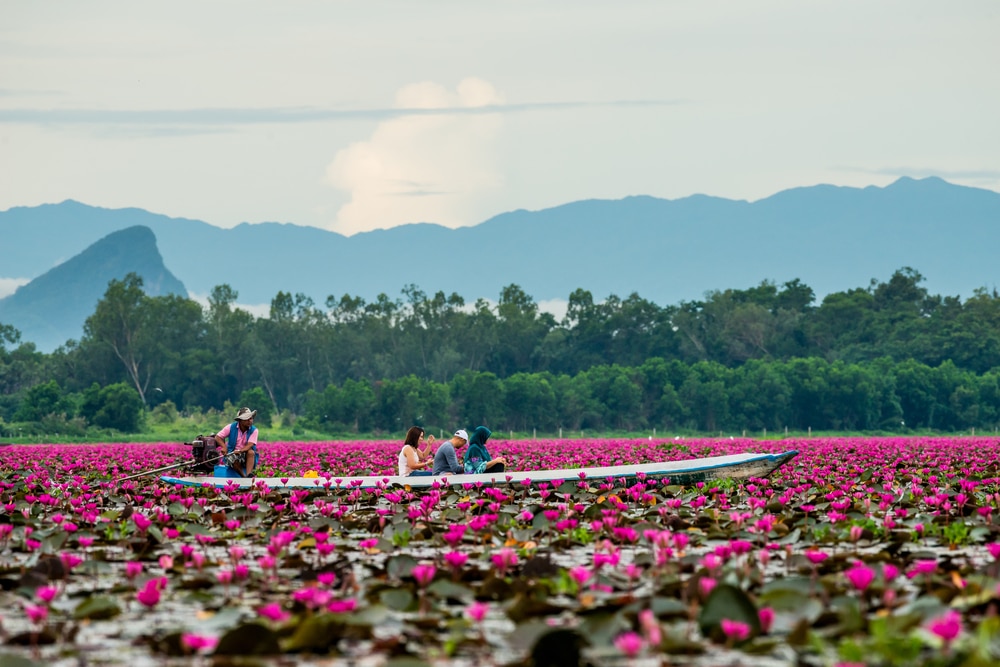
[3,266,1000,435]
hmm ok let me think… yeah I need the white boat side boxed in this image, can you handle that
[161,450,798,490]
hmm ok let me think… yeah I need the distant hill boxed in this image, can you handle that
[0,226,187,351]
[1,176,999,352]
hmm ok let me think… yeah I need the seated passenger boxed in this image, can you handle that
[463,426,506,474]
[433,429,469,475]
[398,426,435,477]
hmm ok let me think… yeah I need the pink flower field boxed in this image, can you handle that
[1,436,999,666]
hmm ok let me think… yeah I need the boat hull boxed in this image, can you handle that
[161,450,798,489]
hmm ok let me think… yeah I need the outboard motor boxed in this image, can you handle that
[184,435,221,474]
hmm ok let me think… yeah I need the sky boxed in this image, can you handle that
[1,0,998,239]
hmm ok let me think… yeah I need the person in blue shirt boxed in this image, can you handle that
[432,429,469,475]
[214,406,259,477]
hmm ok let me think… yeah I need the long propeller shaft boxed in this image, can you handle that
[116,453,227,483]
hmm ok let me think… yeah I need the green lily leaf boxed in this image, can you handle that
[380,588,414,611]
[281,614,346,653]
[427,579,474,602]
[698,583,761,641]
[73,595,122,620]
[386,555,419,580]
[0,653,43,667]
[214,622,281,656]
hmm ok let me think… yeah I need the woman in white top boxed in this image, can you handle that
[397,426,436,477]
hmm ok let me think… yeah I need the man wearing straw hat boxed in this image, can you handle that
[214,406,259,477]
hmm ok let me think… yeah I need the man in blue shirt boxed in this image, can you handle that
[214,406,259,477]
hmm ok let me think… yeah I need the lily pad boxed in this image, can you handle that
[281,614,347,653]
[698,583,761,641]
[387,554,419,580]
[214,621,281,655]
[427,579,475,602]
[0,654,43,667]
[73,595,122,620]
[380,588,415,611]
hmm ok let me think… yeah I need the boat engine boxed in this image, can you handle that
[184,435,221,474]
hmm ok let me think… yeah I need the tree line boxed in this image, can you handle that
[2,266,1000,434]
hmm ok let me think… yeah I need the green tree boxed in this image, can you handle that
[729,359,792,431]
[0,323,48,420]
[581,365,643,430]
[0,323,21,350]
[340,379,376,432]
[205,284,256,406]
[301,385,342,432]
[449,370,504,429]
[825,361,882,430]
[894,360,932,428]
[784,357,833,430]
[82,274,153,404]
[143,294,211,410]
[150,399,179,425]
[14,379,71,422]
[490,284,555,376]
[807,288,877,359]
[678,361,730,431]
[237,387,275,427]
[301,379,376,433]
[81,382,144,432]
[376,375,449,433]
[502,372,557,431]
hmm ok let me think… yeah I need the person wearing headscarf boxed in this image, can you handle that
[463,425,506,474]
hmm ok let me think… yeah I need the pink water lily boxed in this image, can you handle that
[135,580,162,608]
[327,598,357,613]
[568,566,591,587]
[907,560,937,579]
[720,618,751,642]
[411,563,437,587]
[443,551,468,571]
[758,607,775,633]
[181,633,218,652]
[36,586,59,604]
[844,562,876,592]
[491,548,518,575]
[927,610,962,648]
[613,631,644,657]
[638,608,661,645]
[1,435,998,665]
[257,602,289,622]
[25,604,48,624]
[466,600,489,623]
[805,550,828,565]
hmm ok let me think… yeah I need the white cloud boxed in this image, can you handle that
[537,298,569,323]
[325,78,505,235]
[0,277,29,299]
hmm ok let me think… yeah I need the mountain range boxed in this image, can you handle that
[1,176,999,352]
[0,226,186,351]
